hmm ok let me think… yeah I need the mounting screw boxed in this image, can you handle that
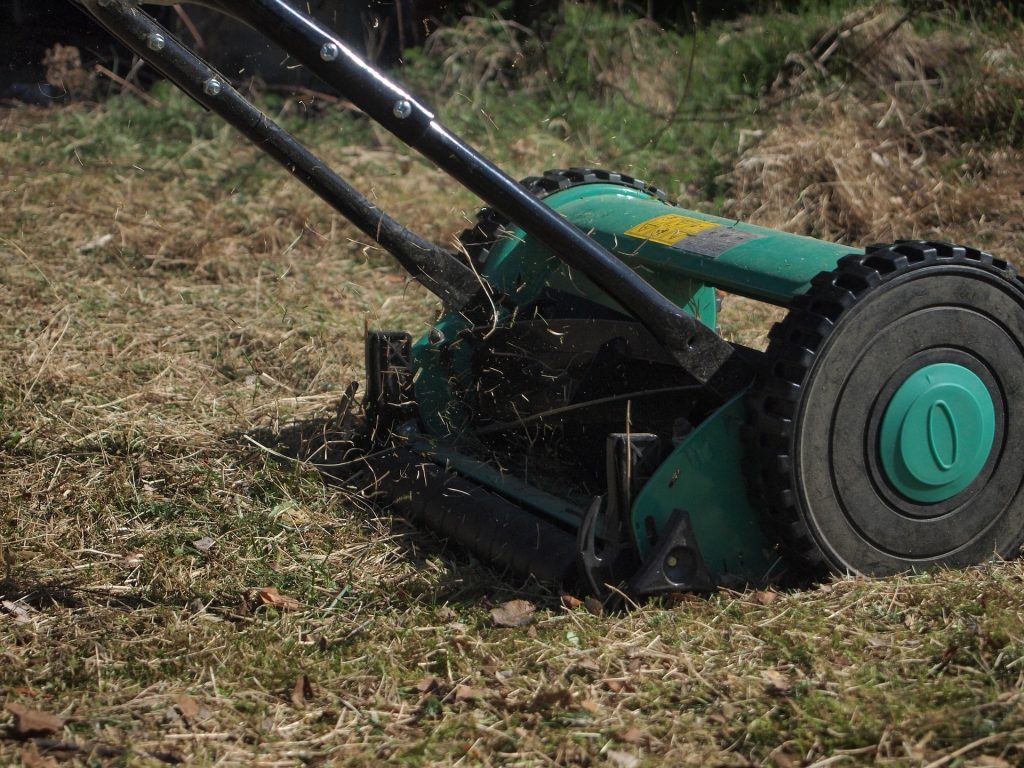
[428,327,444,345]
[392,99,412,120]
[146,33,166,52]
[202,78,222,97]
[320,42,340,62]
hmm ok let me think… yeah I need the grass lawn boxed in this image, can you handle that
[2,1,1024,765]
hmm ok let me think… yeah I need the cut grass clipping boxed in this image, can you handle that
[2,0,1024,765]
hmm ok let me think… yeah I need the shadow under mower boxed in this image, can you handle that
[74,0,1024,599]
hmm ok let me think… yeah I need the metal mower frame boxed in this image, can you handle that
[72,0,1024,599]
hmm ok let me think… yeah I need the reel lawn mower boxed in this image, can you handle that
[73,0,1024,597]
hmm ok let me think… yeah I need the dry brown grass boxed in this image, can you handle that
[729,6,1024,262]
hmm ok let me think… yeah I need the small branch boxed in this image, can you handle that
[172,4,205,50]
[93,64,162,107]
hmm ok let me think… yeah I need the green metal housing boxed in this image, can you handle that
[409,183,859,585]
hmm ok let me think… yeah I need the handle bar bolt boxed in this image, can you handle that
[392,100,412,120]
[203,78,223,97]
[320,42,339,62]
[147,33,166,52]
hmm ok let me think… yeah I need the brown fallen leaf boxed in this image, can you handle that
[753,590,779,605]
[434,606,457,622]
[1,600,32,624]
[454,684,483,701]
[762,669,793,694]
[5,703,64,737]
[529,687,572,711]
[291,674,315,708]
[580,699,600,714]
[21,744,58,768]
[584,596,605,615]
[572,658,601,675]
[561,594,583,609]
[416,676,441,694]
[171,694,200,721]
[490,599,536,628]
[254,587,300,612]
[618,727,648,745]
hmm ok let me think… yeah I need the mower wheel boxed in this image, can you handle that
[457,168,666,269]
[748,241,1024,577]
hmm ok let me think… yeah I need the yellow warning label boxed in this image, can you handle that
[624,214,719,246]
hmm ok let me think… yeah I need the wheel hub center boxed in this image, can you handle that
[879,363,996,503]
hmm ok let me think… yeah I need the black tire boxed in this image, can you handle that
[748,241,1024,576]
[457,167,667,269]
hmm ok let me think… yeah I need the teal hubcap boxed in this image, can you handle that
[879,363,996,503]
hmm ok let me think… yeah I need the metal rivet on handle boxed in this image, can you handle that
[320,42,340,62]
[203,78,222,97]
[392,99,412,119]
[147,33,166,52]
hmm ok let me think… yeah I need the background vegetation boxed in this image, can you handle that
[2,0,1024,764]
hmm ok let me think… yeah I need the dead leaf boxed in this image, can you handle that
[255,587,300,612]
[762,669,793,694]
[753,590,779,605]
[584,596,604,615]
[5,703,64,737]
[21,744,58,768]
[77,233,113,253]
[123,552,144,568]
[454,684,483,701]
[291,675,314,708]
[606,749,640,768]
[530,687,572,711]
[1,600,33,624]
[416,676,441,694]
[580,699,600,713]
[434,606,457,622]
[561,594,583,609]
[171,694,200,721]
[192,537,215,553]
[572,658,601,675]
[490,599,536,628]
[619,727,648,745]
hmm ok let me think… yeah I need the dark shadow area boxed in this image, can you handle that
[235,385,563,607]
[0,575,162,612]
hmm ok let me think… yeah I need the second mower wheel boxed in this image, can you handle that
[748,241,1024,577]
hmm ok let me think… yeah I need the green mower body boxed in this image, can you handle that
[366,171,1024,595]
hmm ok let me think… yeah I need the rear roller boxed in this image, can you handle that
[749,241,1024,576]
